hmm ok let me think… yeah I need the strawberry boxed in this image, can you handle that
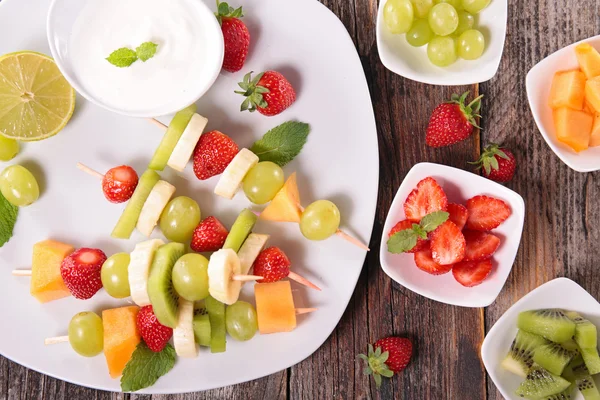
[191,216,229,252]
[137,305,173,352]
[463,230,501,261]
[466,195,512,231]
[60,248,106,299]
[447,203,469,230]
[429,221,465,265]
[101,165,138,203]
[414,248,453,275]
[426,92,483,147]
[252,247,290,282]
[358,337,413,387]
[471,144,517,183]
[193,131,239,180]
[215,1,249,72]
[236,71,296,116]
[388,220,428,253]
[403,177,448,222]
[452,259,493,287]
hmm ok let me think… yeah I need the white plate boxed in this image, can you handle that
[526,35,600,173]
[481,278,600,400]
[379,163,524,307]
[0,0,379,393]
[376,0,507,85]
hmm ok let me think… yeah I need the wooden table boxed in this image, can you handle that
[3,0,600,398]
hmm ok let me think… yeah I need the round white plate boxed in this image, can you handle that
[0,0,379,393]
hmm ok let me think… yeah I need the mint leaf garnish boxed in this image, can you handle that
[106,48,138,68]
[387,211,449,254]
[250,121,310,167]
[0,191,18,247]
[136,42,158,62]
[121,342,175,392]
[420,211,449,233]
[387,229,418,254]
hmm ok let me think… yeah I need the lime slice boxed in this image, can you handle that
[0,51,75,141]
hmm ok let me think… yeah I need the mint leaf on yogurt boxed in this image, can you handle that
[136,42,158,62]
[106,48,138,68]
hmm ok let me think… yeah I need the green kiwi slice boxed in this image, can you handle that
[147,242,185,328]
[533,342,577,375]
[205,295,226,353]
[515,365,571,400]
[193,308,211,347]
[501,330,549,377]
[577,376,600,400]
[149,104,197,171]
[565,311,598,350]
[223,209,257,253]
[518,309,576,343]
[581,347,600,375]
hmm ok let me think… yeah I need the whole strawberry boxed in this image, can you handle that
[471,144,516,183]
[253,247,291,283]
[236,71,296,116]
[137,305,173,352]
[193,131,239,180]
[216,1,249,72]
[60,248,106,299]
[191,216,229,252]
[102,165,138,203]
[426,92,483,148]
[358,337,413,387]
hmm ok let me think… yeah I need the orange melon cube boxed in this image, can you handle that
[590,113,600,147]
[585,76,600,113]
[30,240,74,303]
[102,306,140,378]
[553,107,594,152]
[548,70,587,110]
[260,172,303,223]
[254,281,296,334]
[575,43,600,79]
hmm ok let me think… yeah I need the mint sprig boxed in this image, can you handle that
[121,342,175,392]
[136,42,158,62]
[0,191,18,248]
[250,121,310,167]
[387,211,449,254]
[106,42,158,68]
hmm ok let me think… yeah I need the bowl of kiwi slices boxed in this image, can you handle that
[482,278,600,400]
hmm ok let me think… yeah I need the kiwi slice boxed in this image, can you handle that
[563,355,589,382]
[518,310,576,343]
[147,242,185,328]
[149,104,197,171]
[545,385,574,400]
[205,295,226,353]
[193,308,211,347]
[565,311,598,349]
[111,170,161,239]
[581,347,600,374]
[515,365,571,400]
[533,342,577,375]
[561,339,580,353]
[223,209,257,253]
[577,376,600,400]
[501,330,549,377]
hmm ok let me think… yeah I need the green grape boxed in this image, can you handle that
[300,200,341,241]
[0,165,39,207]
[242,162,285,205]
[172,253,209,302]
[0,136,19,162]
[427,36,458,67]
[428,3,458,36]
[101,253,130,298]
[383,0,414,34]
[461,0,490,14]
[159,196,201,243]
[411,0,433,18]
[225,301,258,341]
[458,29,485,60]
[68,312,103,357]
[435,0,463,10]
[455,11,475,35]
[406,19,434,47]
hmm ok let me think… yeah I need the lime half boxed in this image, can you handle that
[0,51,75,141]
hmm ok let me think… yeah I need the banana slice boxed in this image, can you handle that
[173,298,198,358]
[136,180,176,237]
[214,148,259,200]
[129,239,165,306]
[208,248,242,305]
[238,233,270,275]
[167,113,208,172]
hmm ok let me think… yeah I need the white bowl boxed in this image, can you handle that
[375,0,507,85]
[46,0,224,117]
[526,35,600,172]
[482,278,600,400]
[379,162,525,307]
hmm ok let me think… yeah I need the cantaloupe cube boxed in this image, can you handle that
[553,107,594,152]
[585,76,600,113]
[585,100,597,114]
[254,281,296,334]
[548,70,587,110]
[30,240,74,303]
[260,172,303,223]
[590,113,600,147]
[102,306,140,378]
[575,43,600,79]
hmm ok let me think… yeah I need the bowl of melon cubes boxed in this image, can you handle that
[527,35,600,172]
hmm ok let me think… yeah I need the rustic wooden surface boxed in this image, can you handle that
[3,0,600,399]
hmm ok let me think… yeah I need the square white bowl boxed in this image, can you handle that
[526,35,600,173]
[375,0,507,85]
[481,278,600,400]
[379,162,525,307]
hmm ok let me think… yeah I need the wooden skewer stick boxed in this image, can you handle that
[288,271,321,291]
[147,118,168,130]
[12,269,32,276]
[76,162,104,180]
[45,336,69,345]
[232,274,264,282]
[295,308,317,315]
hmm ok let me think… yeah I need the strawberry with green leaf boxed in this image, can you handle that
[236,71,296,116]
[387,210,449,254]
[358,337,413,388]
[471,144,516,183]
[216,1,249,73]
[426,92,483,148]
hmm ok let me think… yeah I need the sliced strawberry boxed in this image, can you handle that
[452,259,493,287]
[102,165,138,203]
[429,221,465,265]
[388,220,428,253]
[466,195,511,231]
[414,248,453,275]
[403,177,448,222]
[447,203,468,230]
[463,230,501,261]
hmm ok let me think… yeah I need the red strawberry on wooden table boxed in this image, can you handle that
[137,305,173,352]
[252,247,320,290]
[191,216,229,252]
[471,143,517,183]
[101,165,138,204]
[193,130,239,180]
[215,1,249,73]
[236,71,296,116]
[403,177,448,222]
[426,91,483,148]
[465,195,511,231]
[60,248,106,299]
[358,337,413,387]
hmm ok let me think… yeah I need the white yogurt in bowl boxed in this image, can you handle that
[47,0,223,117]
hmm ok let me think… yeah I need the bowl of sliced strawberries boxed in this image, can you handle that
[379,162,525,307]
